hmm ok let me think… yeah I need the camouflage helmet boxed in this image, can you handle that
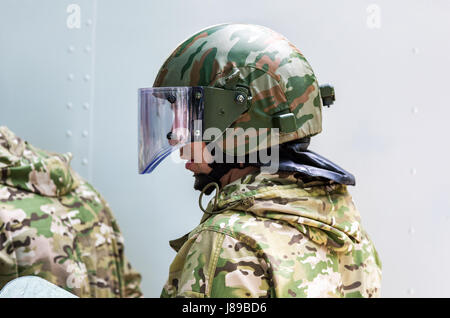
[153,23,329,155]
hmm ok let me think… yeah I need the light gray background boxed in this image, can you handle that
[1,0,449,297]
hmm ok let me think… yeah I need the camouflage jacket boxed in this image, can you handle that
[0,126,142,297]
[162,171,382,298]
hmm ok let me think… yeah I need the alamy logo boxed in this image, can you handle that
[366,4,382,29]
[169,121,280,174]
[66,4,81,29]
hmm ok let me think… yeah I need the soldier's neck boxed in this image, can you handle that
[219,166,259,188]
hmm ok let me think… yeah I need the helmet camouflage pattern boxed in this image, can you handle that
[153,23,324,154]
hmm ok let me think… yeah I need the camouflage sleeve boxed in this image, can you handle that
[0,219,18,288]
[107,215,143,298]
[122,256,143,298]
[162,230,271,298]
[94,189,143,298]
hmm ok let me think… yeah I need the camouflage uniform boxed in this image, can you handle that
[162,171,382,298]
[153,24,382,297]
[0,126,142,297]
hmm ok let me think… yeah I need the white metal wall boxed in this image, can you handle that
[1,0,449,297]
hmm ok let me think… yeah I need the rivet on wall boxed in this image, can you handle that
[407,288,415,295]
[411,107,419,114]
[64,3,96,180]
[408,226,415,235]
[412,47,420,55]
[410,168,417,176]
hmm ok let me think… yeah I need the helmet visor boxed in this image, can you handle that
[138,86,203,174]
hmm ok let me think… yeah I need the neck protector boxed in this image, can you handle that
[276,139,356,185]
[194,138,355,195]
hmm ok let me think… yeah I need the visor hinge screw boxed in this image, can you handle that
[219,108,225,115]
[235,93,246,104]
[195,92,202,100]
[167,94,176,104]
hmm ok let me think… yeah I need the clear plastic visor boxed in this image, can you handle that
[138,87,194,174]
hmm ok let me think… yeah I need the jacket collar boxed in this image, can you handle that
[211,170,363,252]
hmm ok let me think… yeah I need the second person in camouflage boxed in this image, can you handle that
[0,126,142,297]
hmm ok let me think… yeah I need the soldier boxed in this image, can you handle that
[138,23,382,297]
[0,126,142,297]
